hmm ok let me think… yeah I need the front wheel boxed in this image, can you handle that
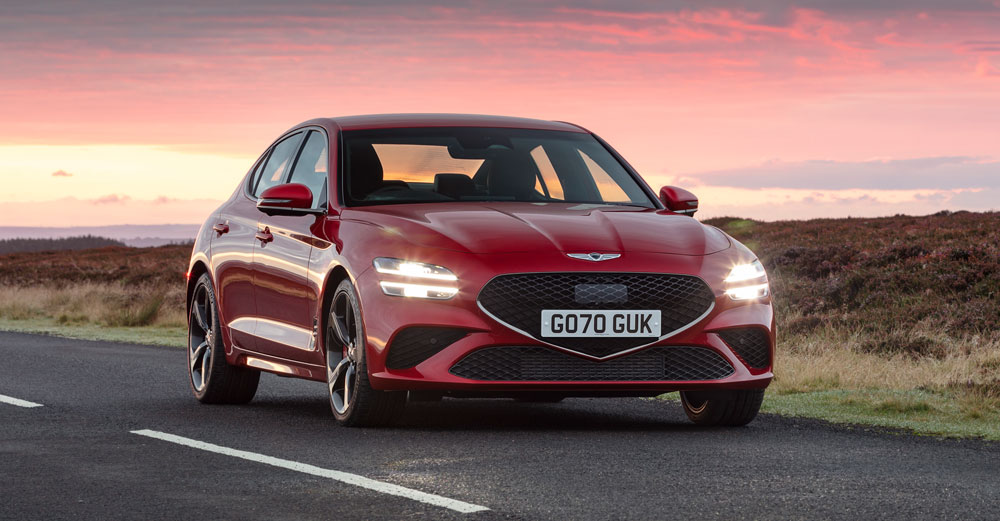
[188,273,260,404]
[680,389,764,426]
[326,279,406,427]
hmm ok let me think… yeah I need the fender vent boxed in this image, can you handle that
[386,327,467,369]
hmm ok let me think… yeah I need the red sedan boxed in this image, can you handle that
[185,114,774,427]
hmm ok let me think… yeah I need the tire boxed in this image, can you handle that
[680,389,764,426]
[326,279,406,427]
[188,273,260,404]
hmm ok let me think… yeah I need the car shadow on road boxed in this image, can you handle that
[399,398,706,432]
[242,394,744,434]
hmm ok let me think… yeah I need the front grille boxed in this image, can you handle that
[717,328,771,369]
[386,327,467,369]
[450,346,734,381]
[478,273,715,358]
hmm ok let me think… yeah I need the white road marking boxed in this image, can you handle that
[0,393,43,408]
[131,429,489,514]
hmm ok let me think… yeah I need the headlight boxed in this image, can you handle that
[379,282,458,299]
[725,260,769,301]
[373,258,458,299]
[725,259,767,283]
[373,258,458,281]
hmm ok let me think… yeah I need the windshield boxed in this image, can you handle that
[341,127,656,207]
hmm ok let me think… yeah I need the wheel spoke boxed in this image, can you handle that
[330,357,351,387]
[190,341,209,372]
[328,355,355,414]
[343,364,355,408]
[330,294,356,349]
[200,347,211,389]
[194,302,210,333]
[331,314,351,348]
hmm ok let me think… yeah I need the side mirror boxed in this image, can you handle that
[658,186,698,216]
[257,183,320,216]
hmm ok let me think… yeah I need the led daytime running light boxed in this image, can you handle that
[379,281,458,300]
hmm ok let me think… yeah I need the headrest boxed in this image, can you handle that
[486,152,537,198]
[434,173,475,199]
[348,142,383,200]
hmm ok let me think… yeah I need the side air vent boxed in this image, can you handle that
[716,328,771,369]
[386,327,468,369]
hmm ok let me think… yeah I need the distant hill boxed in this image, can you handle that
[0,243,191,286]
[0,224,200,248]
[0,235,127,254]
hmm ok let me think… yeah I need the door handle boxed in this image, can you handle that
[212,223,229,235]
[255,228,273,244]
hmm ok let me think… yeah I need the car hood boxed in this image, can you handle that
[343,203,731,256]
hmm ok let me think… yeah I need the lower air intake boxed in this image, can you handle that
[386,327,467,369]
[450,346,734,382]
[716,328,771,369]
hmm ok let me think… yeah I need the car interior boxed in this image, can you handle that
[344,136,652,207]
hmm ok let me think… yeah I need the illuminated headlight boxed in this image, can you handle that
[725,283,769,300]
[725,260,767,283]
[373,258,457,281]
[379,282,458,300]
[725,260,769,301]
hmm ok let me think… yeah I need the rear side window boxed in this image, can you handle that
[288,131,329,209]
[252,132,303,198]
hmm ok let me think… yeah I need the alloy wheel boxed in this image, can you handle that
[188,283,214,392]
[327,290,359,415]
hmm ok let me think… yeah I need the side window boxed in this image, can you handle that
[579,150,629,202]
[288,131,329,209]
[246,154,268,196]
[530,146,564,200]
[252,133,302,198]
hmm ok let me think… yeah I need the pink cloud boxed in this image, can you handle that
[92,194,132,205]
[51,169,72,177]
[975,57,1000,76]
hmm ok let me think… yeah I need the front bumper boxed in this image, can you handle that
[356,249,774,392]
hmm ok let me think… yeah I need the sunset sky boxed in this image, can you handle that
[1,0,998,226]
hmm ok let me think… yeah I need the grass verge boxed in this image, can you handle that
[0,318,185,348]
[761,389,1000,441]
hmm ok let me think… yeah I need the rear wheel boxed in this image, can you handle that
[188,273,260,404]
[326,279,406,427]
[680,389,764,426]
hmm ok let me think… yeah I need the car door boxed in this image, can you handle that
[212,154,269,353]
[251,129,329,362]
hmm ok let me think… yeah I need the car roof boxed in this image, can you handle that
[326,113,588,133]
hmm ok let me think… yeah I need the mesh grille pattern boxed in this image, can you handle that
[478,273,715,358]
[386,327,468,369]
[717,328,771,369]
[450,346,734,381]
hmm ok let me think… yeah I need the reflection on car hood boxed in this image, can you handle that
[343,202,731,256]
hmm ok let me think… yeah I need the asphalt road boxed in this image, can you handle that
[1,331,998,520]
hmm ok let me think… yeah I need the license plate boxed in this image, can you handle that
[541,310,660,337]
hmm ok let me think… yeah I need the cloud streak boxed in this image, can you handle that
[680,157,1000,191]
